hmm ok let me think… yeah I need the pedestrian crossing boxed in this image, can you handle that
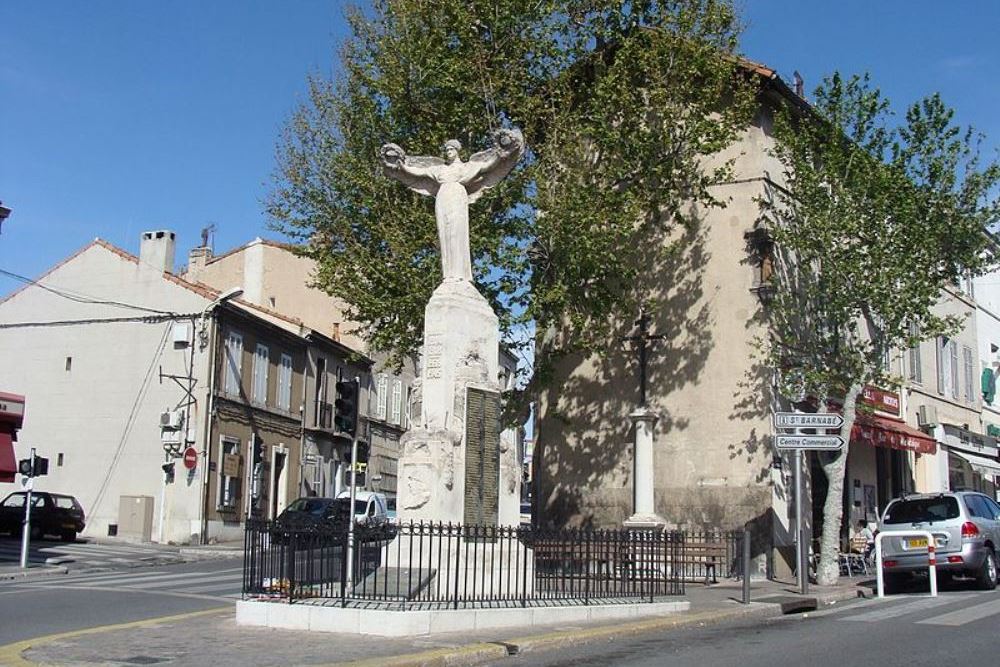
[0,537,183,570]
[24,565,245,600]
[833,591,1000,627]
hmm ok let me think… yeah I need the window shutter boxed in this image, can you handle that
[391,379,402,424]
[376,374,388,420]
[936,337,945,395]
[963,346,974,403]
[225,332,243,396]
[950,340,959,399]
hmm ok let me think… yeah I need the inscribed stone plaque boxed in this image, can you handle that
[463,387,501,528]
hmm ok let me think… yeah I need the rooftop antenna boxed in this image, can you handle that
[200,223,216,251]
[793,71,804,98]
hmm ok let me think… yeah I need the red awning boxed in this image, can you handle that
[851,414,936,455]
[0,430,16,483]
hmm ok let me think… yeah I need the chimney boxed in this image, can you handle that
[186,246,212,281]
[793,71,804,98]
[139,230,176,274]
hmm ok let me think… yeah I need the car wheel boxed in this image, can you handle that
[975,549,998,591]
[60,531,76,543]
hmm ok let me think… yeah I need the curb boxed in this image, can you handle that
[178,547,243,561]
[332,586,867,667]
[0,565,67,582]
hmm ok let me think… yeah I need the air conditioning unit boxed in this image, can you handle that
[160,410,184,430]
[917,405,938,427]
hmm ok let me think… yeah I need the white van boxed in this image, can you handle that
[336,491,389,527]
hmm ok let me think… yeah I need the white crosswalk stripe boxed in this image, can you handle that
[836,592,1000,627]
[917,598,1000,626]
[32,566,245,598]
[0,538,182,570]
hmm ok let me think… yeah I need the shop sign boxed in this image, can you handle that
[853,421,936,455]
[987,424,1000,439]
[861,386,900,417]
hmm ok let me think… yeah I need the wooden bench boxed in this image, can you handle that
[678,541,731,584]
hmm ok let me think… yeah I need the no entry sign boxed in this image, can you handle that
[182,447,198,470]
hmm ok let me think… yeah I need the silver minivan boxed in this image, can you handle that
[879,491,1000,591]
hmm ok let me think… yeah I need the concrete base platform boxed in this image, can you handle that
[236,598,690,637]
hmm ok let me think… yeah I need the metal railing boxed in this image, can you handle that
[676,530,742,582]
[243,519,686,608]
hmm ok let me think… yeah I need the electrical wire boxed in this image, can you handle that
[89,321,173,515]
[0,268,178,315]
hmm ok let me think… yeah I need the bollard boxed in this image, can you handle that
[742,523,751,604]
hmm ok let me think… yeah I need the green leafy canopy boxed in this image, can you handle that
[267,0,756,382]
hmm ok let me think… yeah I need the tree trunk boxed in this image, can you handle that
[815,382,862,586]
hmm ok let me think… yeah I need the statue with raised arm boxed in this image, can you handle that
[380,128,525,283]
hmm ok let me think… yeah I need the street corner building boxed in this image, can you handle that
[533,59,1000,576]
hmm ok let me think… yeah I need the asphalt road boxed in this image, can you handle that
[504,585,1000,667]
[0,557,240,644]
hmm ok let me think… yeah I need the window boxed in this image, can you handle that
[57,453,64,467]
[907,323,922,384]
[391,379,402,425]
[277,353,293,411]
[218,438,241,510]
[963,346,974,404]
[252,344,269,404]
[65,357,72,372]
[376,374,388,420]
[937,337,960,399]
[224,331,244,396]
[1,494,25,509]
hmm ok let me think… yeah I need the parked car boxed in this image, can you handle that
[0,491,86,542]
[386,496,398,525]
[336,491,389,527]
[274,497,350,530]
[879,491,1000,591]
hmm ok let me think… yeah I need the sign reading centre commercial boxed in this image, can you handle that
[775,434,845,451]
[774,412,844,429]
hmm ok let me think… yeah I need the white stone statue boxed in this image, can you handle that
[380,128,525,282]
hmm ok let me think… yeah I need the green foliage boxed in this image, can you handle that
[267,0,755,375]
[763,72,1000,397]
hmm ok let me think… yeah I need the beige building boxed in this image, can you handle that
[182,238,413,500]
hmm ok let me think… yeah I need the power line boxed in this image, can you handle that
[0,268,178,315]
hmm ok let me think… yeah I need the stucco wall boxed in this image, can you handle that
[0,244,213,543]
[536,115,780,531]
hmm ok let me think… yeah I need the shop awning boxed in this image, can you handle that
[0,431,16,484]
[851,414,937,455]
[950,448,1000,478]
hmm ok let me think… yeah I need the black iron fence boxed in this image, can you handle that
[243,519,687,608]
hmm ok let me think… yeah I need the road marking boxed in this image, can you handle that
[0,606,230,667]
[917,598,1000,626]
[28,566,243,587]
[179,580,244,593]
[124,572,244,590]
[838,594,975,622]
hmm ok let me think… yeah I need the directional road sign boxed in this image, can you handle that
[775,435,845,451]
[773,412,844,429]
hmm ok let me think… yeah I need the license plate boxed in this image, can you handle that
[906,538,928,548]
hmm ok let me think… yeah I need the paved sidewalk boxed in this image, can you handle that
[0,562,67,582]
[1,576,873,666]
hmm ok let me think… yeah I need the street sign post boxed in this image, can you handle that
[773,412,844,429]
[182,447,198,470]
[774,434,845,451]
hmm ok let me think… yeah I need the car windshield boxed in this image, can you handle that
[883,497,960,524]
[286,498,334,517]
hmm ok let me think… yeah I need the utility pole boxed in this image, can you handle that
[19,448,35,569]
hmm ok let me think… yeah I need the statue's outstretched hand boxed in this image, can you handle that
[380,143,406,169]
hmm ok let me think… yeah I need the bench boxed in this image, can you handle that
[678,541,731,584]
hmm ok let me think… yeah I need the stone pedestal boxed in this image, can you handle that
[397,279,520,526]
[623,408,666,530]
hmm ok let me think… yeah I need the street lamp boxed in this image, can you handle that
[198,287,244,350]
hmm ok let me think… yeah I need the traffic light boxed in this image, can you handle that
[162,461,175,483]
[334,379,360,436]
[356,440,370,464]
[18,456,49,477]
[343,468,366,488]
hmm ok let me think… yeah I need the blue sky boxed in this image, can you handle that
[2,2,999,294]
